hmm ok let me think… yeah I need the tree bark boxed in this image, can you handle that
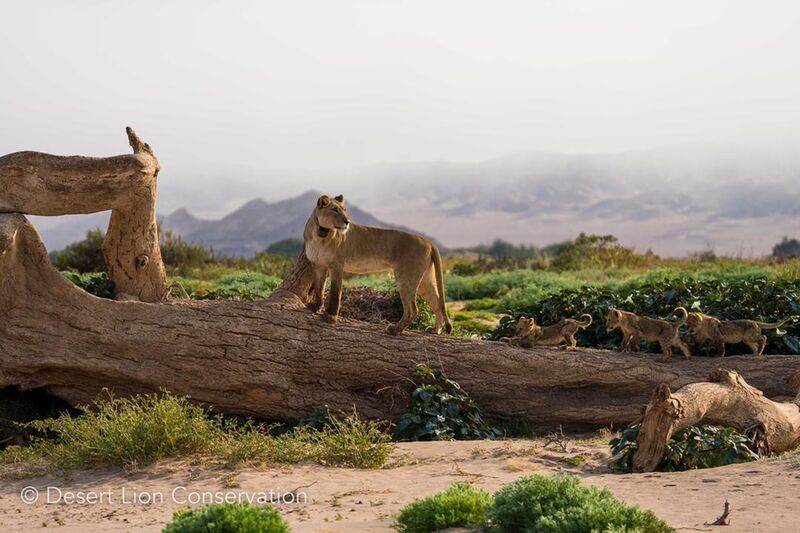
[2,213,800,428]
[633,370,800,472]
[0,128,166,302]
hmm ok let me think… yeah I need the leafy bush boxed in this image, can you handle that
[551,233,657,271]
[492,275,800,355]
[265,237,304,258]
[488,475,673,533]
[773,236,800,260]
[20,391,217,469]
[1,393,393,474]
[394,365,500,441]
[62,271,115,298]
[163,502,289,533]
[395,483,493,533]
[610,424,758,472]
[160,230,214,274]
[50,228,106,272]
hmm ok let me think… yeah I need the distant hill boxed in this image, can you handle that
[36,191,440,257]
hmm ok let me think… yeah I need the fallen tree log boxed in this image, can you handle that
[2,213,800,428]
[0,128,165,301]
[633,370,800,471]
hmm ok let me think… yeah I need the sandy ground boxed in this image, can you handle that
[1,439,799,533]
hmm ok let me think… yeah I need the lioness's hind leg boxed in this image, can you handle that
[748,335,767,356]
[387,275,422,336]
[418,267,447,334]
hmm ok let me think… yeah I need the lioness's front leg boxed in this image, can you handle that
[324,264,344,323]
[308,266,327,313]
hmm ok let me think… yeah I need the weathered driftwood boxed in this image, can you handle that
[2,213,800,427]
[0,128,166,301]
[633,370,800,471]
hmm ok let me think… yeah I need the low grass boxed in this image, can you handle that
[0,392,393,477]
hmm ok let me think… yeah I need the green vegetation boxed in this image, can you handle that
[0,392,393,475]
[50,228,106,272]
[394,365,500,441]
[610,424,759,472]
[488,474,673,533]
[50,229,800,353]
[491,274,800,355]
[394,483,493,533]
[163,502,289,533]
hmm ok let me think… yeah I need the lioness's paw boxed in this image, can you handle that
[386,324,403,336]
[425,326,441,335]
[307,301,322,313]
[323,313,339,324]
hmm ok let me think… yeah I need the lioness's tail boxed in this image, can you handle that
[577,314,593,329]
[674,307,688,326]
[431,245,453,334]
[756,318,792,330]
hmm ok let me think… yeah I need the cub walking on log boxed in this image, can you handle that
[606,307,691,361]
[304,194,452,336]
[501,314,592,350]
[686,312,793,357]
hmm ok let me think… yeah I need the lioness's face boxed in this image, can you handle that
[316,194,351,231]
[606,309,621,331]
[515,316,534,336]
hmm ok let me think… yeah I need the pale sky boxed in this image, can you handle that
[2,0,800,184]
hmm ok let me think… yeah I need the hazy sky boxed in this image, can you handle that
[2,1,800,180]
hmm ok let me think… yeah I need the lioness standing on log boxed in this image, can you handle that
[304,194,453,336]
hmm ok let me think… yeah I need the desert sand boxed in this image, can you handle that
[1,439,798,532]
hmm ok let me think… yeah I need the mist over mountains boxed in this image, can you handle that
[31,145,800,257]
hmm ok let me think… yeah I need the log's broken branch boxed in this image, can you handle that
[0,127,166,301]
[633,370,800,472]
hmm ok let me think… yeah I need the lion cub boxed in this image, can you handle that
[501,314,593,351]
[304,194,452,336]
[686,312,792,357]
[605,307,691,361]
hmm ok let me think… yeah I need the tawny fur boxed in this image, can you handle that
[304,194,452,336]
[686,312,792,357]
[605,307,691,361]
[501,314,592,351]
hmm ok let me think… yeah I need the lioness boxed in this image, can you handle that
[501,315,593,350]
[606,307,690,361]
[686,312,792,357]
[304,194,452,336]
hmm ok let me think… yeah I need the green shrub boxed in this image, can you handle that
[552,233,657,271]
[23,391,217,469]
[305,409,394,468]
[610,424,758,472]
[488,475,673,533]
[62,271,115,298]
[160,230,214,274]
[395,483,492,533]
[394,365,500,441]
[49,228,107,273]
[1,393,393,475]
[163,502,289,533]
[265,237,304,258]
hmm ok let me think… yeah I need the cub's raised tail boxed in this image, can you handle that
[674,307,688,326]
[577,314,593,329]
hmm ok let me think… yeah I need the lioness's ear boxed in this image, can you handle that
[334,194,345,204]
[317,195,331,208]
